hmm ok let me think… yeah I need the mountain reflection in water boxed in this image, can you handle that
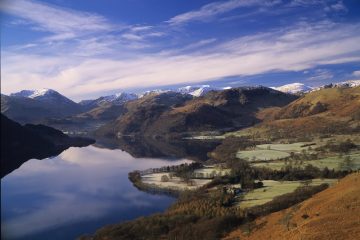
[94,136,221,161]
[1,144,196,240]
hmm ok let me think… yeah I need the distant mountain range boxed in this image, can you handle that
[271,83,313,94]
[272,80,360,94]
[177,85,231,97]
[1,80,359,128]
[95,86,298,137]
[79,92,138,111]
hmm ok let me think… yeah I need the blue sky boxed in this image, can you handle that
[1,0,360,100]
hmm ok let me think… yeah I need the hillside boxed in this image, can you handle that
[95,91,194,137]
[96,87,297,137]
[1,114,95,177]
[232,87,360,139]
[75,102,127,121]
[275,86,360,119]
[79,92,138,111]
[224,173,360,240]
[1,89,83,123]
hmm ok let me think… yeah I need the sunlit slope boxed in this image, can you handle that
[275,86,360,119]
[224,173,360,240]
[231,87,360,138]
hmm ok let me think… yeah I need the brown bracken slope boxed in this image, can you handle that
[237,86,360,138]
[224,173,360,240]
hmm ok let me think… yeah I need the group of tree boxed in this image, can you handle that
[317,139,357,153]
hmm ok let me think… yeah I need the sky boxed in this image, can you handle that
[1,0,360,101]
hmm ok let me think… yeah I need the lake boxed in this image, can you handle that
[1,145,192,240]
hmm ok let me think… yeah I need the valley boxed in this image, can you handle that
[1,83,359,240]
[3,1,360,239]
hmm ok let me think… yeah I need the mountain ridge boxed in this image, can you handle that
[95,86,298,137]
[231,86,360,139]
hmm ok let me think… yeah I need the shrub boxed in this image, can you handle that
[161,175,170,182]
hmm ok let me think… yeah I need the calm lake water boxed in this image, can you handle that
[1,145,192,240]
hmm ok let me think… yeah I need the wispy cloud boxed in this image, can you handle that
[1,0,159,56]
[324,0,348,12]
[167,0,281,25]
[2,21,360,100]
[307,69,334,81]
[162,38,218,55]
[352,70,360,77]
[1,0,358,100]
[121,33,144,41]
[1,0,117,41]
[130,25,153,32]
[290,0,348,12]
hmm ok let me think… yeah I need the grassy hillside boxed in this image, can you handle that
[224,173,360,240]
[95,91,193,137]
[228,87,360,139]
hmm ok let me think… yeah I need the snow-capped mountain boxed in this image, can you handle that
[333,80,360,88]
[136,85,231,98]
[10,88,77,105]
[190,86,216,97]
[5,89,83,123]
[10,90,35,98]
[177,86,202,94]
[177,85,220,97]
[137,89,170,98]
[79,92,138,110]
[312,80,360,91]
[271,83,313,94]
[11,88,57,98]
[99,92,138,104]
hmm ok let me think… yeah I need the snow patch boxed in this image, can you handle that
[271,83,313,94]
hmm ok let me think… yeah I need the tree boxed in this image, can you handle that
[340,156,354,171]
[161,175,170,182]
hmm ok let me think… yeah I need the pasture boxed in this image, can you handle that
[237,179,337,208]
[236,149,290,161]
[252,152,360,171]
[141,173,211,191]
[256,142,315,152]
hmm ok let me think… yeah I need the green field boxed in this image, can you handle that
[237,179,337,209]
[141,173,212,191]
[236,149,290,161]
[256,142,315,152]
[252,152,360,171]
[236,142,319,161]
